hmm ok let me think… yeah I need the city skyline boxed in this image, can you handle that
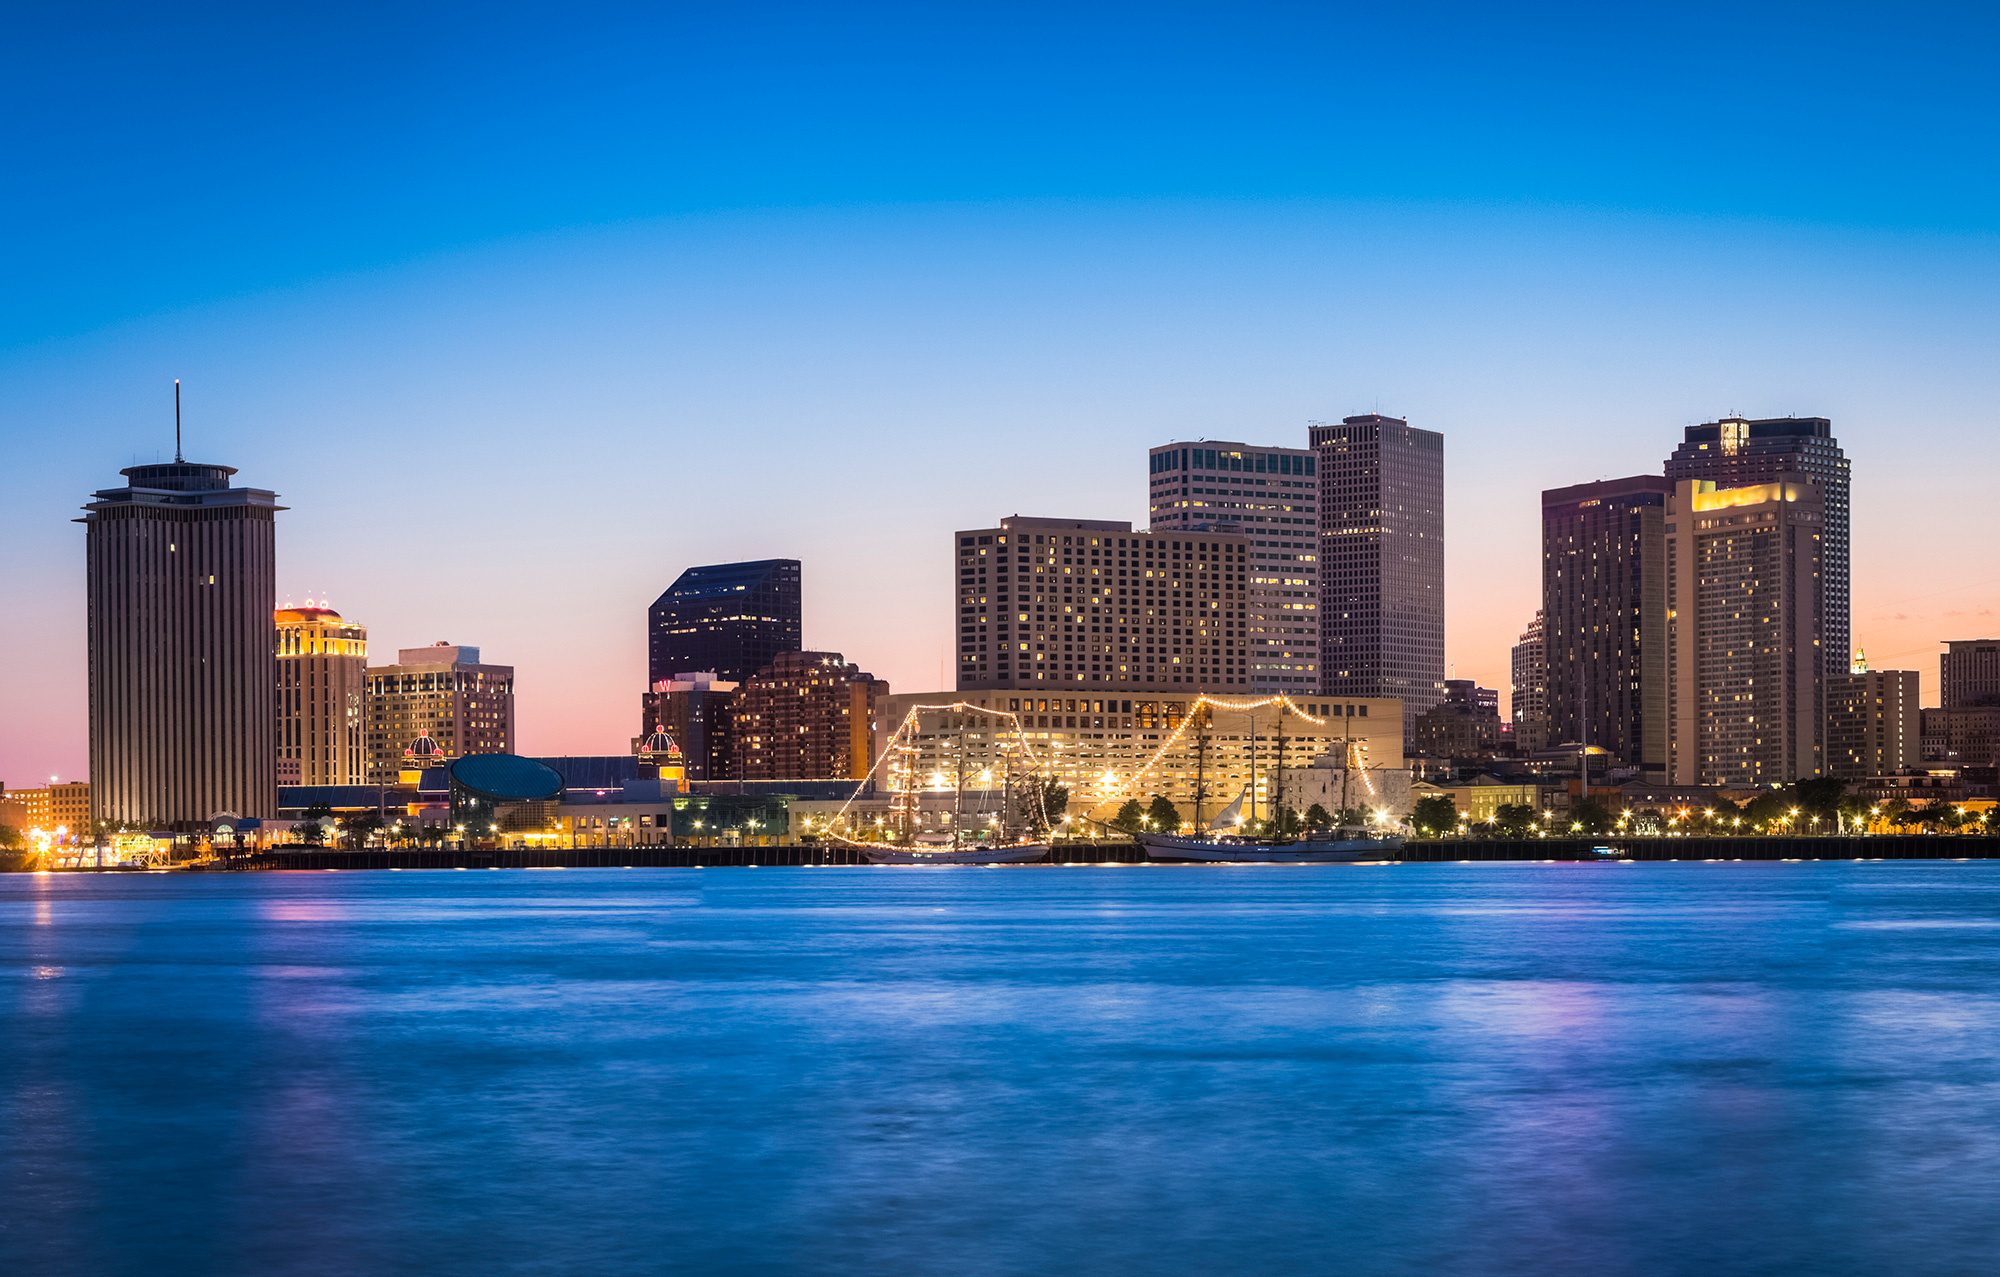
[6,6,2000,786]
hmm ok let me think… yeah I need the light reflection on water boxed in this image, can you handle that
[5,863,2000,1275]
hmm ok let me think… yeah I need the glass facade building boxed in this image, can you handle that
[647,559,802,685]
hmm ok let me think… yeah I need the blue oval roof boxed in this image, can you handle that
[449,753,564,801]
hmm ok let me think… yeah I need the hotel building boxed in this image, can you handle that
[732,651,889,781]
[276,604,370,786]
[953,517,1252,692]
[1666,417,1849,681]
[1541,476,1670,774]
[1665,476,1826,785]
[1147,441,1321,691]
[364,644,515,783]
[1826,667,1920,779]
[1312,415,1445,735]
[82,459,281,828]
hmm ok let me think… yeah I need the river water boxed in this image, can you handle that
[5,862,2000,1275]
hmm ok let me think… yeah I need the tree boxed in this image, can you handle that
[1913,800,1961,832]
[1492,803,1537,837]
[1277,806,1303,836]
[1146,795,1182,832]
[1333,806,1372,829]
[1794,777,1846,828]
[341,812,385,850]
[1018,778,1069,837]
[0,823,21,850]
[1567,798,1615,835]
[298,802,333,847]
[1303,803,1333,831]
[1410,795,1458,837]
[1741,790,1795,832]
[1110,799,1146,833]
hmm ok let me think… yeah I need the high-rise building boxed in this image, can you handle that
[1665,476,1826,785]
[732,651,889,781]
[647,559,801,686]
[1540,476,1670,774]
[953,517,1254,692]
[1941,639,2000,708]
[1666,417,1848,682]
[1510,610,1548,755]
[276,604,370,787]
[1919,706,2000,767]
[1410,680,1506,760]
[1311,415,1445,734]
[1827,669,1920,778]
[640,672,739,781]
[82,459,281,828]
[1146,440,1319,534]
[364,644,515,783]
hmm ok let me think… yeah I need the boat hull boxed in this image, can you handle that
[862,843,1050,865]
[1136,833,1403,863]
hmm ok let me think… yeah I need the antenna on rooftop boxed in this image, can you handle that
[174,380,183,462]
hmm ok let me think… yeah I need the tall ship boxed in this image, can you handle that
[856,703,1050,865]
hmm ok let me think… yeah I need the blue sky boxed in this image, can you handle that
[4,2,1998,782]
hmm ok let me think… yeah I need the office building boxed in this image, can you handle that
[640,672,740,782]
[1920,706,2000,767]
[953,517,1253,692]
[1665,476,1826,785]
[82,458,281,828]
[1511,610,1548,755]
[1665,417,1848,681]
[733,651,889,781]
[1827,669,1920,779]
[1541,476,1670,774]
[364,643,515,783]
[1942,639,2000,708]
[1410,680,1506,760]
[1312,415,1445,735]
[276,604,370,787]
[647,559,801,686]
[0,783,86,835]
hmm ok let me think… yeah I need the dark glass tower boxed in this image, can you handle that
[82,460,283,829]
[1666,417,1849,683]
[647,559,802,685]
[1312,414,1444,736]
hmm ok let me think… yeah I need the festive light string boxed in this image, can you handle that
[823,701,1057,847]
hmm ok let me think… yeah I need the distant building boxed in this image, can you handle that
[365,644,515,783]
[1311,415,1444,734]
[1941,639,2000,708]
[954,517,1255,692]
[1146,439,1318,534]
[641,672,740,782]
[733,651,889,781]
[276,604,370,787]
[1541,476,1670,775]
[1920,706,2000,767]
[0,782,86,835]
[1666,417,1849,684]
[647,559,801,686]
[1510,611,1548,755]
[82,458,281,828]
[1827,669,1920,779]
[1410,680,1506,760]
[1665,476,1826,785]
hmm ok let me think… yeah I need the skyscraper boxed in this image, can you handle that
[276,603,370,786]
[82,459,282,829]
[1665,476,1826,785]
[1312,414,1444,734]
[647,559,801,685]
[953,517,1251,692]
[1827,668,1920,778]
[1540,476,1670,775]
[1510,610,1548,755]
[1666,417,1848,680]
[732,651,889,781]
[364,644,515,783]
[1145,441,1321,692]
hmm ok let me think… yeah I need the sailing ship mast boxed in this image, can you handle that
[1192,703,1210,832]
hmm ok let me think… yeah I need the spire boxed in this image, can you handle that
[174,380,183,463]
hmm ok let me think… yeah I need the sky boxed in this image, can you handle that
[4,1,1998,787]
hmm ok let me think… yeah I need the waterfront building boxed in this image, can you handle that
[1541,476,1671,775]
[0,783,85,835]
[1665,417,1849,682]
[1827,669,1920,778]
[1664,476,1826,785]
[874,690,1404,827]
[953,517,1255,692]
[733,651,889,781]
[1311,415,1444,734]
[276,603,370,787]
[1146,439,1318,535]
[1941,639,2000,708]
[647,559,801,686]
[1510,610,1548,755]
[640,672,739,782]
[364,643,515,783]
[82,458,281,828]
[1920,706,2000,767]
